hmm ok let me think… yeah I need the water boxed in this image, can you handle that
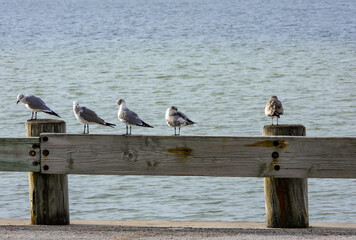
[0,0,355,222]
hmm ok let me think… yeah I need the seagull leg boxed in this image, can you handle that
[35,112,37,120]
[125,125,128,135]
[174,127,176,135]
[129,126,132,135]
[87,124,90,134]
[272,118,274,125]
[178,127,181,135]
[31,112,34,120]
[277,118,279,125]
[83,125,86,134]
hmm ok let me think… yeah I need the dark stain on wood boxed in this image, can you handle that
[246,140,288,149]
[167,147,193,161]
[276,179,287,225]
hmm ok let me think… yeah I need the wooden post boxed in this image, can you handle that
[263,124,308,228]
[26,119,70,225]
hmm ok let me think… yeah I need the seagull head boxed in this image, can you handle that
[167,106,178,115]
[116,99,126,106]
[16,94,24,104]
[170,106,178,111]
[73,101,80,108]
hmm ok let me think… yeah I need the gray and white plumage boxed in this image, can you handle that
[117,99,153,135]
[16,94,60,120]
[165,106,195,135]
[265,96,284,125]
[73,101,115,134]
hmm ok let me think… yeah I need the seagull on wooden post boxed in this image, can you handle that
[265,96,284,125]
[16,94,60,120]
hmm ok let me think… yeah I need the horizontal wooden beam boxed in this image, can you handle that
[0,138,40,172]
[39,134,356,178]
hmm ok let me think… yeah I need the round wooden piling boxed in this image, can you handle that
[26,119,70,225]
[263,124,309,228]
[262,124,306,137]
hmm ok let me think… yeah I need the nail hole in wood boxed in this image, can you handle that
[32,143,40,149]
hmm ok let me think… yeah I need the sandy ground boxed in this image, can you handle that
[0,219,355,240]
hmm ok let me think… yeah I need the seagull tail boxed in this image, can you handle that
[140,121,153,128]
[185,119,196,126]
[105,122,116,128]
[48,111,61,118]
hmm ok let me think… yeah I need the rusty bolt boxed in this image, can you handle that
[42,149,49,156]
[29,150,36,157]
[274,165,281,171]
[42,136,49,142]
[273,140,279,147]
[43,165,49,171]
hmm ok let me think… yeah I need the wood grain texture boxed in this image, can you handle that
[29,172,70,225]
[264,177,308,228]
[39,134,356,178]
[263,124,306,136]
[0,138,40,172]
[26,119,66,137]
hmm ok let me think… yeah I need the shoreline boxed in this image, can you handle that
[1,219,355,240]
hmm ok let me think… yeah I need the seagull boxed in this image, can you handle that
[165,106,195,135]
[73,101,115,134]
[265,96,284,125]
[117,99,153,135]
[16,94,60,120]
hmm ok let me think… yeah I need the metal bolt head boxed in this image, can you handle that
[271,151,279,158]
[42,149,49,156]
[274,165,281,171]
[29,150,36,157]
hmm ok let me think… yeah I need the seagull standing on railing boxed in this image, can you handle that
[265,96,284,125]
[165,106,195,135]
[16,94,60,120]
[117,99,153,135]
[73,101,115,134]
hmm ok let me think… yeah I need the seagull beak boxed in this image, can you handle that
[16,100,19,104]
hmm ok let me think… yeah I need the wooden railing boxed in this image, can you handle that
[1,120,355,227]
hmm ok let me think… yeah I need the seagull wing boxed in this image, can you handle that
[25,95,52,112]
[177,111,195,125]
[79,107,106,125]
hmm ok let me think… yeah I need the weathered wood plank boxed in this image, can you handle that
[39,134,356,178]
[0,138,40,172]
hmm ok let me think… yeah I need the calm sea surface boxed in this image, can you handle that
[0,0,355,222]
